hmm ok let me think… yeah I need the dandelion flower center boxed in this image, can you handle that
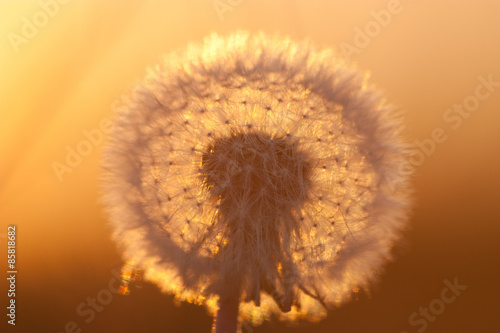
[201,132,311,211]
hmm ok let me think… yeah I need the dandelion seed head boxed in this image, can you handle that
[102,31,412,325]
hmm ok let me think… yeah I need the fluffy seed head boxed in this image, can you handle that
[101,31,412,325]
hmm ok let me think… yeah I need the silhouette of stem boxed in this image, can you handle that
[213,291,240,333]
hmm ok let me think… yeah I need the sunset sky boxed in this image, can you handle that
[1,1,499,332]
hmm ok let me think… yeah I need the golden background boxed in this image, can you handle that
[1,0,499,332]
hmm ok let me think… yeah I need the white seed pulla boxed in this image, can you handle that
[101,31,412,326]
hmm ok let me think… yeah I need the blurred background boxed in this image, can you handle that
[1,0,499,332]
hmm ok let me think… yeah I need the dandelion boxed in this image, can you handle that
[101,31,412,332]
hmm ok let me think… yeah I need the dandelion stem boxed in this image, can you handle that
[212,291,240,333]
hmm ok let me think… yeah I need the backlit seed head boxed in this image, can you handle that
[101,31,412,326]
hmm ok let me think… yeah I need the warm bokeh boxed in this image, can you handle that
[1,1,499,332]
